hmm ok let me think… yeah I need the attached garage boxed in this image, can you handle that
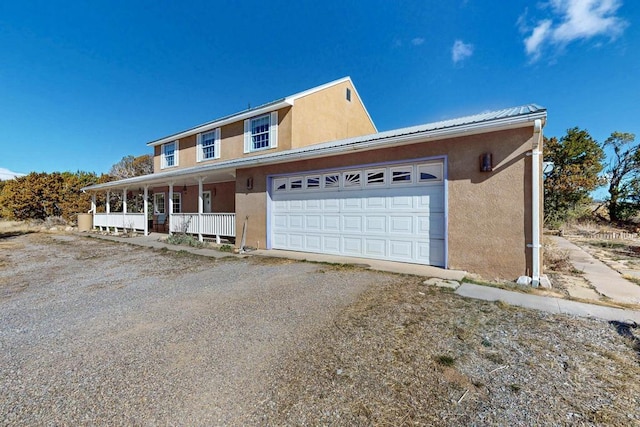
[269,159,446,266]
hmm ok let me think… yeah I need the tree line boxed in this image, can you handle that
[0,155,152,223]
[544,128,639,226]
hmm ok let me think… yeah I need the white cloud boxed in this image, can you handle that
[411,37,425,46]
[525,19,553,60]
[521,0,628,61]
[0,167,26,181]
[452,40,474,64]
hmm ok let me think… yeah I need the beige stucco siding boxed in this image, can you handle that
[235,127,537,280]
[290,80,376,148]
[149,79,375,173]
[152,107,293,172]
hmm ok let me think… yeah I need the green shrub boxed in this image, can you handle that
[166,233,205,248]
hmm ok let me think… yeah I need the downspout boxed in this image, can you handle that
[531,119,543,287]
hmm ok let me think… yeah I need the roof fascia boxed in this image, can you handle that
[283,76,351,103]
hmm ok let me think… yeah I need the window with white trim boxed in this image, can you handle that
[153,193,165,214]
[244,112,278,153]
[172,192,181,213]
[197,128,220,162]
[161,141,179,169]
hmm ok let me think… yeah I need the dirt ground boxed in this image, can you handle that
[2,229,640,426]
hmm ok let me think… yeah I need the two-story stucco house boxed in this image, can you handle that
[83,77,546,283]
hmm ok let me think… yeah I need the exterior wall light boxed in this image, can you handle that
[246,177,253,190]
[480,153,493,172]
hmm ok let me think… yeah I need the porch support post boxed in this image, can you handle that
[121,188,127,234]
[143,186,149,236]
[168,183,174,235]
[198,178,204,242]
[91,194,96,214]
[106,191,110,232]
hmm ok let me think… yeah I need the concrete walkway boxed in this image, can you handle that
[549,235,640,305]
[455,283,640,323]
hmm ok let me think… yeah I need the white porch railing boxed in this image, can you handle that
[170,213,236,237]
[94,213,146,231]
[93,212,236,238]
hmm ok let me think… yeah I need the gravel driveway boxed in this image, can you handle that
[0,233,396,425]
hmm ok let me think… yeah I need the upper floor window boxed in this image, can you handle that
[197,129,220,162]
[161,141,179,169]
[244,112,278,153]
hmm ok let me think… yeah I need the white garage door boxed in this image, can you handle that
[269,161,445,266]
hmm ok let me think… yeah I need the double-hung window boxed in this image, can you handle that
[244,112,278,153]
[197,128,220,162]
[161,141,179,169]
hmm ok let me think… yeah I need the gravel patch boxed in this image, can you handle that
[0,233,396,425]
[2,232,640,426]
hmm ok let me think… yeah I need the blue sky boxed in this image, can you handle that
[1,0,638,176]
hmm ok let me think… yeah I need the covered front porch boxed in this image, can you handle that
[84,168,237,243]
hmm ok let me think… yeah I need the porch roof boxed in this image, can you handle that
[83,104,546,192]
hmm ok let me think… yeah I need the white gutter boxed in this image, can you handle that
[531,119,543,287]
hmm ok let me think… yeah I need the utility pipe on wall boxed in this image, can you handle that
[531,119,543,287]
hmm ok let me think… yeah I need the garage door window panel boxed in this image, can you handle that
[418,163,443,182]
[289,177,303,190]
[391,166,413,184]
[366,169,386,187]
[273,178,287,192]
[343,171,362,189]
[324,174,340,189]
[306,176,321,189]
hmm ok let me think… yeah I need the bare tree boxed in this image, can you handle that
[109,154,153,180]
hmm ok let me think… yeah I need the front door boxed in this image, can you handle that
[203,191,212,213]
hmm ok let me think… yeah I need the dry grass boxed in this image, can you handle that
[252,277,640,426]
[544,237,575,273]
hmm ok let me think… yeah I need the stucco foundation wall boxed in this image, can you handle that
[235,127,538,280]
